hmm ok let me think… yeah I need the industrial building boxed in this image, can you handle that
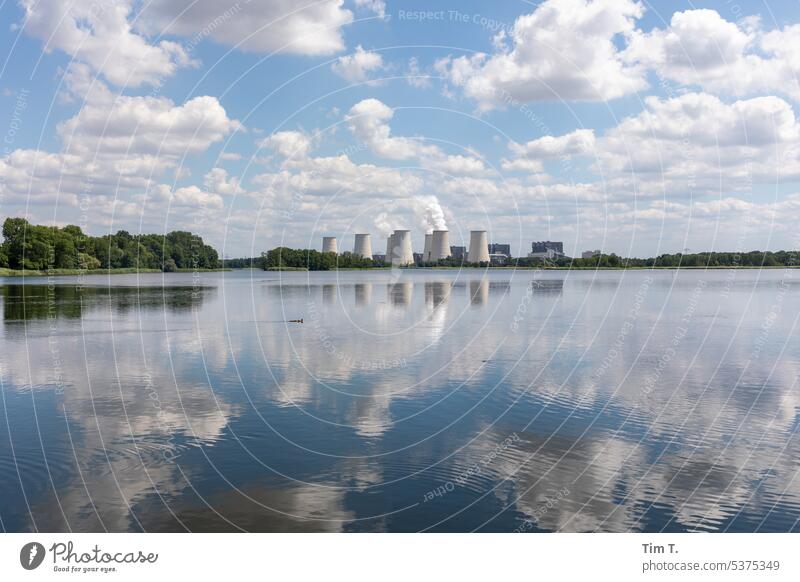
[488,243,510,257]
[530,241,564,260]
[450,246,466,260]
[582,250,601,259]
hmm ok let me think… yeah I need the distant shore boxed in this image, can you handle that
[0,268,230,277]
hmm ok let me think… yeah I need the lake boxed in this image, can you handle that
[1,268,799,532]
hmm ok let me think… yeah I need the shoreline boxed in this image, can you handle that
[0,268,230,277]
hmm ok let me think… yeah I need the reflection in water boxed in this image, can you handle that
[322,283,337,304]
[354,283,371,306]
[387,280,413,307]
[469,278,488,306]
[424,281,451,308]
[1,269,800,532]
[2,284,211,321]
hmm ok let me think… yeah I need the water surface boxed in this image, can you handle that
[1,268,798,532]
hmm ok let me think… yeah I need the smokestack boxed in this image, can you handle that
[431,230,451,261]
[385,234,395,265]
[468,230,489,263]
[353,233,372,259]
[322,236,338,254]
[392,230,413,266]
[423,233,432,262]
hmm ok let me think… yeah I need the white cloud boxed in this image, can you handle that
[137,0,353,55]
[259,130,314,158]
[436,0,648,109]
[152,183,223,210]
[58,88,241,159]
[1,77,240,215]
[203,168,245,197]
[500,158,545,173]
[597,92,800,187]
[406,57,431,88]
[354,0,386,18]
[511,129,596,158]
[331,45,384,83]
[19,0,194,87]
[626,9,800,101]
[346,98,439,160]
[423,154,487,176]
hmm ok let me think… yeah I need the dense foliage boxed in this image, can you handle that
[515,251,800,268]
[1,217,219,271]
[221,257,260,268]
[260,248,377,270]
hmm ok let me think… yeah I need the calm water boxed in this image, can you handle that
[1,268,799,532]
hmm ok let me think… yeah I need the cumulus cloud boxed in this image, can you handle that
[434,3,800,108]
[136,0,353,55]
[0,75,240,218]
[203,168,245,197]
[346,98,438,159]
[597,92,800,187]
[354,0,386,18]
[18,0,194,87]
[626,9,800,101]
[58,88,241,159]
[331,45,384,83]
[510,129,597,159]
[259,130,314,158]
[435,0,647,109]
[345,99,486,175]
[152,183,223,210]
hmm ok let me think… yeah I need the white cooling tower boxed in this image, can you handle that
[322,236,338,254]
[468,230,489,263]
[431,230,451,261]
[353,234,372,259]
[392,230,413,266]
[385,234,395,264]
[423,233,432,262]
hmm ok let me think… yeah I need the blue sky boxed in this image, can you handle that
[2,0,800,257]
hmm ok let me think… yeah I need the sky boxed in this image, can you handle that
[2,0,800,258]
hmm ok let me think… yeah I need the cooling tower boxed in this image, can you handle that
[392,230,414,266]
[431,230,451,261]
[385,234,395,264]
[468,230,489,263]
[322,236,338,254]
[353,233,372,259]
[423,233,432,262]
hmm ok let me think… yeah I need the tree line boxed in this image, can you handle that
[0,217,219,271]
[516,251,800,268]
[256,246,800,271]
[260,247,376,270]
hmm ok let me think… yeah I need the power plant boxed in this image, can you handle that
[320,227,497,266]
[322,236,338,254]
[468,230,489,263]
[430,230,451,261]
[423,233,432,262]
[353,233,372,259]
[391,230,414,266]
[385,234,395,264]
